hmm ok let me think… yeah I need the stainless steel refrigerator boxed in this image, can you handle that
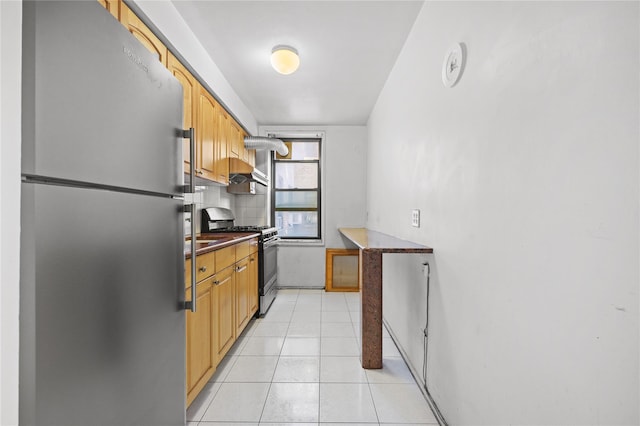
[20,2,186,425]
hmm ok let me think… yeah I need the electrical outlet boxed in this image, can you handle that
[412,209,420,227]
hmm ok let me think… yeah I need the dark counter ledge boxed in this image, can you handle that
[339,228,433,369]
[339,228,434,253]
[185,232,260,259]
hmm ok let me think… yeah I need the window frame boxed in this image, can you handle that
[271,137,322,241]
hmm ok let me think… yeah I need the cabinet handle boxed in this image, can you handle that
[199,266,207,273]
[250,258,255,262]
[236,265,247,273]
[197,170,204,175]
[215,276,231,286]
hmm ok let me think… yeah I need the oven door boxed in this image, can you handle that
[260,238,278,315]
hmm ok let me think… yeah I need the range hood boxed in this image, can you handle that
[228,157,268,187]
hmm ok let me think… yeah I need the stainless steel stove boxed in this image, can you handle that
[201,207,278,316]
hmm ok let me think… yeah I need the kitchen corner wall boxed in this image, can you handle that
[367,2,639,425]
[235,150,269,227]
[259,126,368,288]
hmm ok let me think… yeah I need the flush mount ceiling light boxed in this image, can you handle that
[270,45,300,75]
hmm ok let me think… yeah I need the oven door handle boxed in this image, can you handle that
[263,238,280,248]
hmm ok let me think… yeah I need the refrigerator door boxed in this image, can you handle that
[22,1,183,196]
[20,183,186,426]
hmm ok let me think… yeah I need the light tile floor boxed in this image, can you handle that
[187,289,438,426]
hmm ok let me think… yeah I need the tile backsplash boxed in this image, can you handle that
[234,183,268,227]
[184,183,268,236]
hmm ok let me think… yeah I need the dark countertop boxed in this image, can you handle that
[185,232,260,259]
[339,227,433,253]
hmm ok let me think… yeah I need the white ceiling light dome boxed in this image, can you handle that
[270,45,300,75]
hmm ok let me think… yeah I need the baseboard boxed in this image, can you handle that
[383,318,448,426]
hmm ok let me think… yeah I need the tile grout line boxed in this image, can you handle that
[257,289,294,424]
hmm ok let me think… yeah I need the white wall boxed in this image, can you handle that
[367,2,639,425]
[260,126,367,287]
[0,1,22,424]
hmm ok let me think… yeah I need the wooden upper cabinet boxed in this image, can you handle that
[228,120,241,159]
[100,0,252,184]
[240,130,250,163]
[168,53,198,175]
[214,107,230,184]
[197,86,218,181]
[120,2,168,66]
[97,0,119,19]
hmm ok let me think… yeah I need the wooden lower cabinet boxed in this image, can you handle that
[235,256,251,335]
[186,241,259,406]
[214,265,236,361]
[248,252,259,314]
[185,276,215,406]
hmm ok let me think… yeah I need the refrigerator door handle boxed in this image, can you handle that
[183,128,195,194]
[184,203,197,312]
[182,128,196,312]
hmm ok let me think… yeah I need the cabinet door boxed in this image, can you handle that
[228,120,241,159]
[196,87,218,181]
[248,253,258,316]
[214,266,236,360]
[97,0,119,19]
[186,277,215,406]
[120,3,168,66]
[235,256,251,334]
[240,130,249,163]
[214,107,229,184]
[168,53,198,175]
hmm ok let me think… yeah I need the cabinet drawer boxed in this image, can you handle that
[235,240,250,260]
[215,246,235,272]
[249,238,259,254]
[236,238,258,260]
[185,251,216,288]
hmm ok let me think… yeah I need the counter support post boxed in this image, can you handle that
[360,249,383,369]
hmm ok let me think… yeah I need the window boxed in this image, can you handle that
[271,138,321,240]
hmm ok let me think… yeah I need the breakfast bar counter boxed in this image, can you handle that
[339,227,433,369]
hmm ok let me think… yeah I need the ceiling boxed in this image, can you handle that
[171,1,424,126]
